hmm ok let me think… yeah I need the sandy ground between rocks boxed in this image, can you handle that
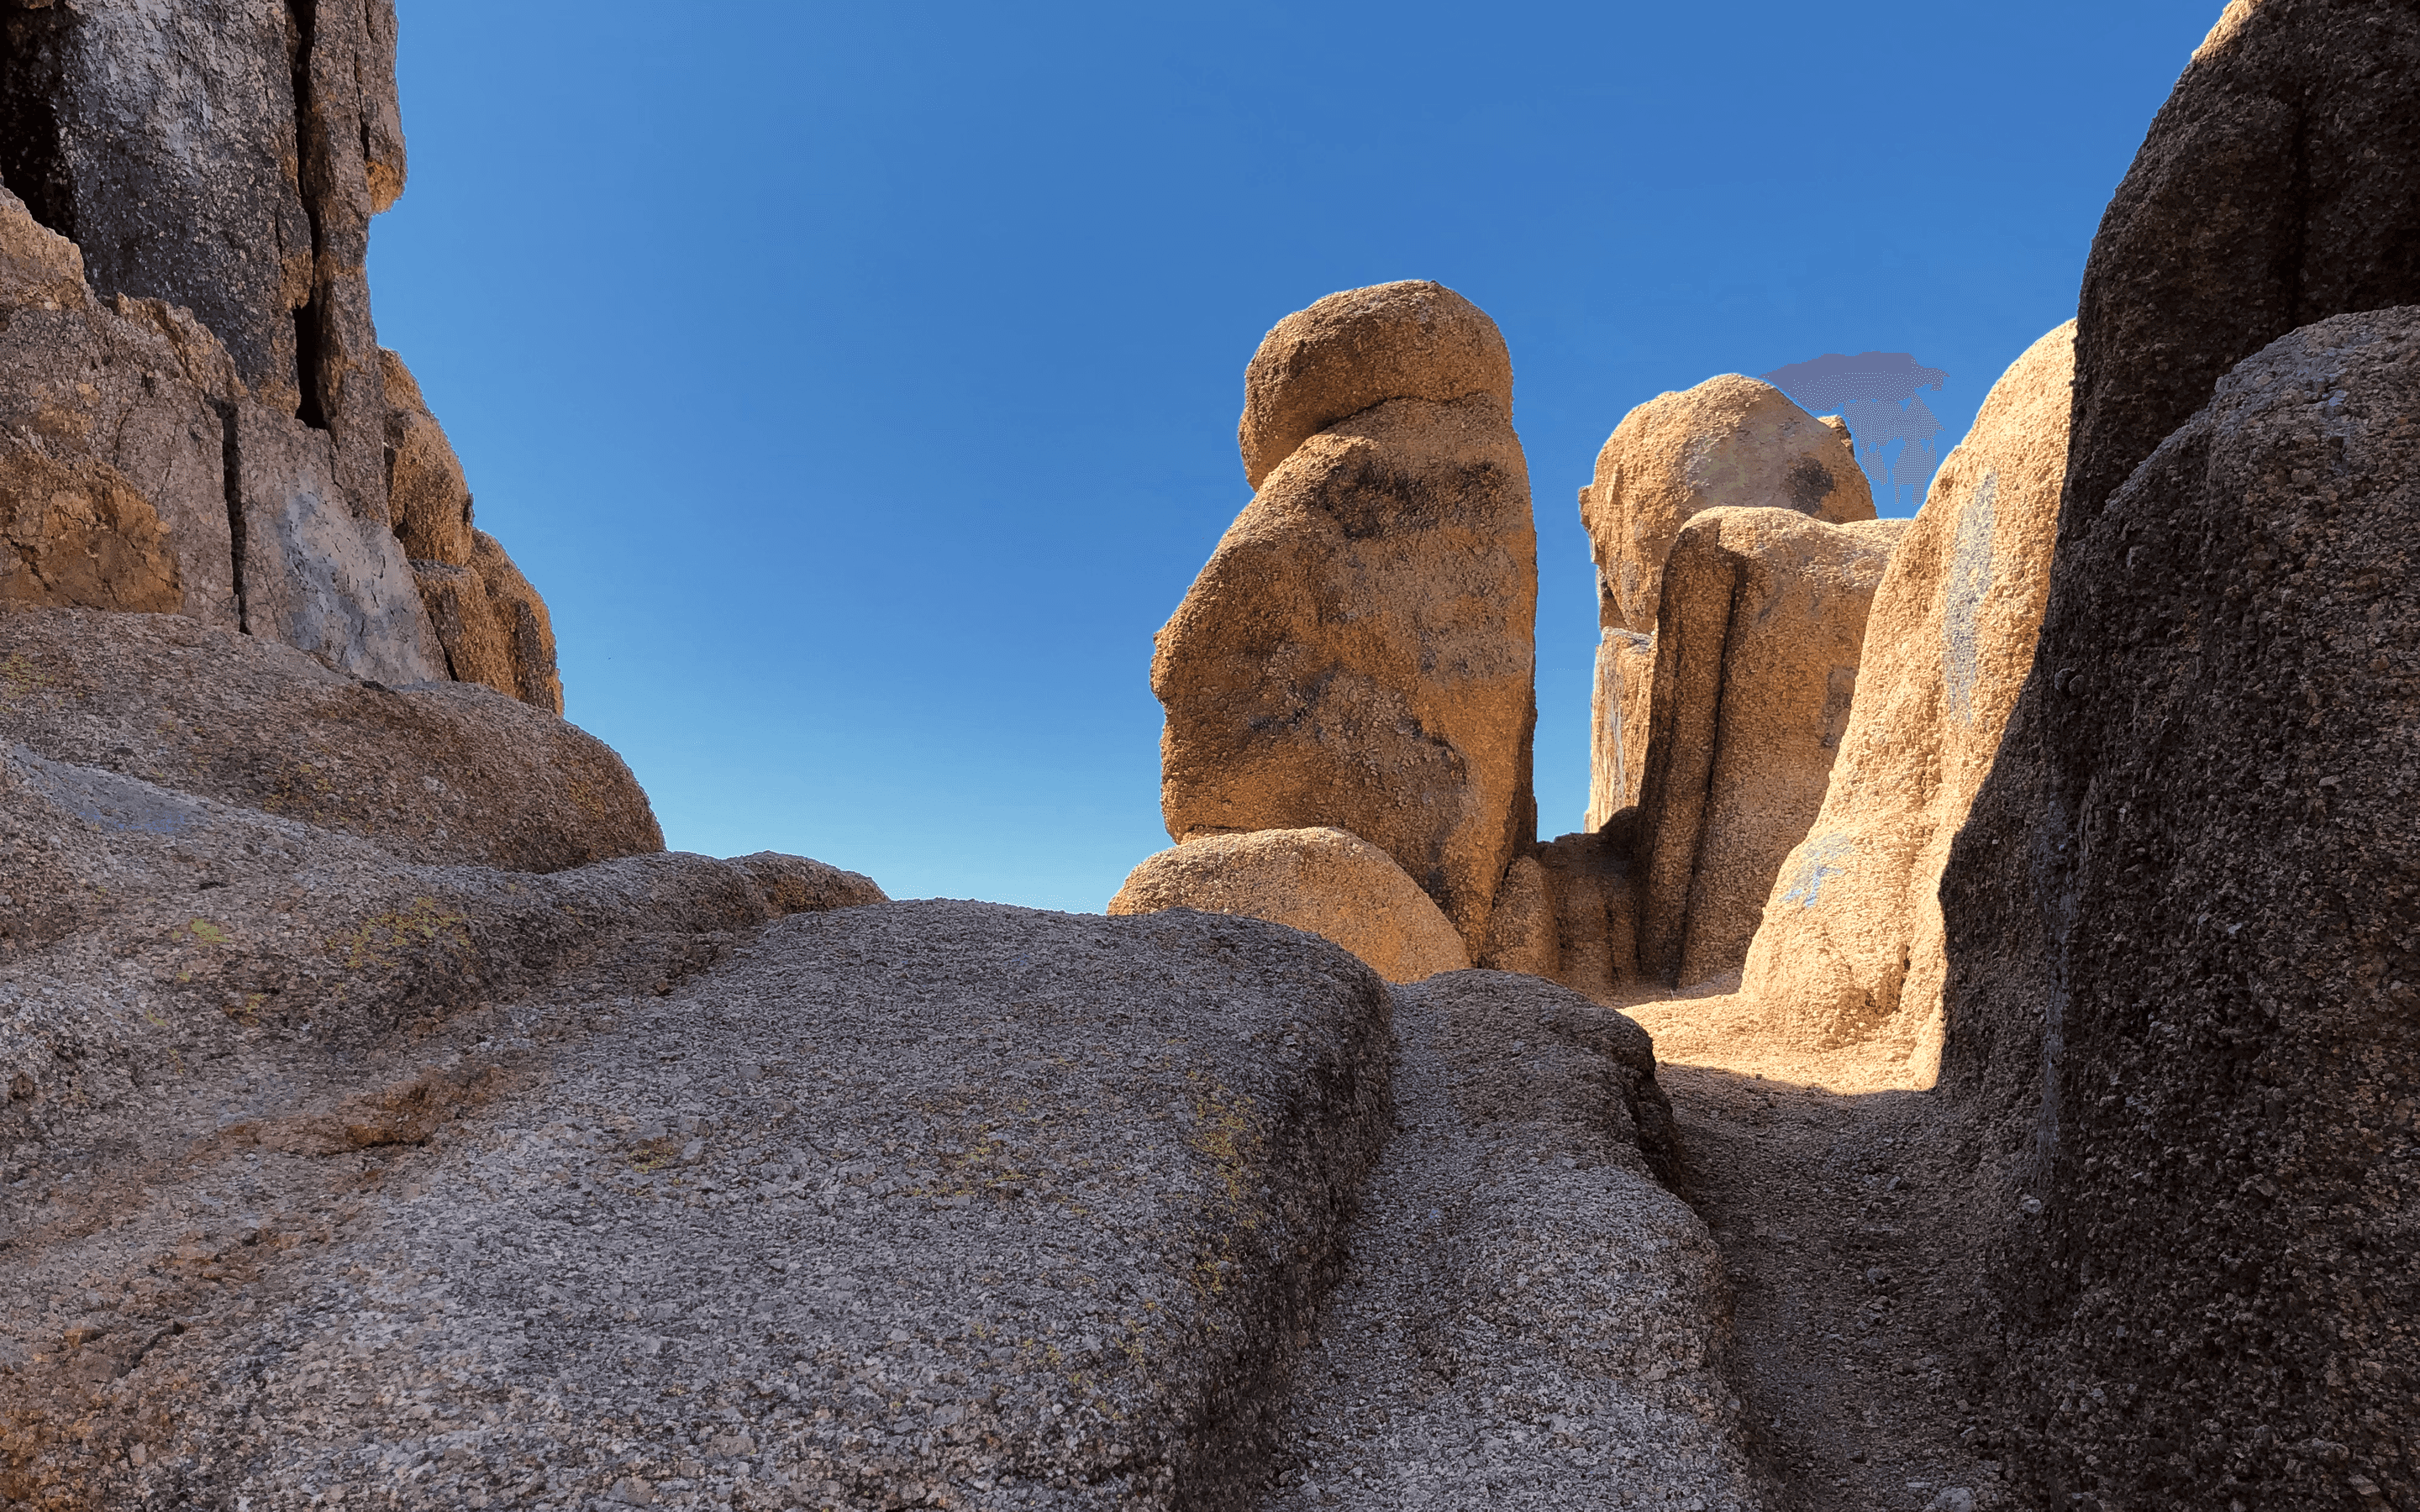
[1623,982,2001,1512]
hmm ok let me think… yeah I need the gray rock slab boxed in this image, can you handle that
[0,790,1392,1512]
[234,401,439,685]
[1258,970,1760,1511]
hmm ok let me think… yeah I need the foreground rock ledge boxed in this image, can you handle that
[1,872,1392,1509]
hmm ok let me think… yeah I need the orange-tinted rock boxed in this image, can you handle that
[1633,508,1902,987]
[470,530,566,716]
[1740,323,2071,1063]
[1579,375,1874,637]
[0,449,182,613]
[1584,627,1654,832]
[1158,286,1536,953]
[1108,827,1470,984]
[1237,281,1512,491]
[1476,854,1558,979]
[380,349,476,567]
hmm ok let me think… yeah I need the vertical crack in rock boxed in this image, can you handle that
[217,402,250,633]
[284,0,333,433]
[0,8,73,240]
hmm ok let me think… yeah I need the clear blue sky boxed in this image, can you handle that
[372,0,2219,911]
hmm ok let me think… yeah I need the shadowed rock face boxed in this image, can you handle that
[2064,0,2420,534]
[1157,321,1539,956]
[1739,322,2072,1066]
[1942,308,2420,1510]
[0,0,404,517]
[1109,827,1470,984]
[1631,507,1902,989]
[0,8,564,704]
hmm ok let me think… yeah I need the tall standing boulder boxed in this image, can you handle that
[1739,323,2072,1063]
[1941,307,2420,1512]
[1632,507,1902,988]
[2063,0,2420,538]
[1154,281,1537,953]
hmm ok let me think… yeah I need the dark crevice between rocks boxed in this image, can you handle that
[284,0,334,432]
[218,402,250,633]
[0,4,74,239]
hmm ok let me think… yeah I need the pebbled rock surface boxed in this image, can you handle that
[1632,509,1902,989]
[1939,308,2420,1509]
[1236,281,1512,492]
[1739,323,2071,1068]
[1155,381,1537,957]
[0,755,1392,1511]
[1109,827,1468,984]
[0,608,658,874]
[2064,0,2420,537]
[1259,970,1749,1510]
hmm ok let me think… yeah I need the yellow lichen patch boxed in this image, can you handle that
[334,897,471,974]
[185,918,232,947]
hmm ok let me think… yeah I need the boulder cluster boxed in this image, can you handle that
[1124,279,2053,1062]
[5,1,2419,1509]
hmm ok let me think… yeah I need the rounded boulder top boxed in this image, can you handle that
[1238,280,1513,490]
[1581,373,1875,633]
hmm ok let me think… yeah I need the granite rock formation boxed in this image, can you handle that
[1262,971,1744,1509]
[1583,627,1654,832]
[1155,282,1538,955]
[2064,0,2420,538]
[1108,827,1470,984]
[1579,374,1874,637]
[0,727,1391,1509]
[1577,375,1874,847]
[1941,306,2420,1512]
[0,4,560,703]
[1236,280,1512,491]
[1739,323,2072,1064]
[1632,508,1902,988]
[0,607,657,875]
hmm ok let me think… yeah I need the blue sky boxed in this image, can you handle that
[372,0,2220,910]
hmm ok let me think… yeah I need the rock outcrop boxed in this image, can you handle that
[1633,507,1902,988]
[0,730,1385,1509]
[2064,0,2420,537]
[1108,827,1469,984]
[1739,323,2072,1063]
[0,607,658,875]
[381,348,565,711]
[1579,374,1874,638]
[1155,281,1537,954]
[1584,626,1654,831]
[1576,375,1875,843]
[1236,280,1512,491]
[1942,308,2420,1510]
[0,0,402,514]
[1264,971,1749,1509]
[0,10,564,704]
